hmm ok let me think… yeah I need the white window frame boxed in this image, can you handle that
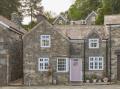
[57,58,69,72]
[89,39,99,48]
[89,57,104,70]
[40,35,51,48]
[81,20,86,25]
[38,58,49,71]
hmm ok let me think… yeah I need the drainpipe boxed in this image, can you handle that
[6,54,9,85]
[109,25,112,84]
[83,39,86,82]
[106,39,108,77]
[20,35,24,85]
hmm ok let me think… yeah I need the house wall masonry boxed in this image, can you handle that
[110,27,120,81]
[0,25,23,85]
[23,19,110,85]
[23,21,70,85]
[22,14,120,85]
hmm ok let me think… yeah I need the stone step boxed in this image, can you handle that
[69,81,83,86]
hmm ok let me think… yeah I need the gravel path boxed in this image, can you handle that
[0,85,120,89]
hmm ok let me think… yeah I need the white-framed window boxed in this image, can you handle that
[40,35,51,48]
[91,16,96,22]
[89,39,99,48]
[38,58,49,71]
[89,57,103,70]
[81,20,86,25]
[57,58,69,72]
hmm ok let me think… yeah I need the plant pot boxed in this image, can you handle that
[93,79,97,83]
[53,79,57,85]
[103,77,108,83]
[86,80,90,83]
[98,79,102,83]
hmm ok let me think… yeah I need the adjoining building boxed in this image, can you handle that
[24,11,120,85]
[0,15,26,85]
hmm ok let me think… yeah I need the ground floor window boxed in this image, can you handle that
[38,58,49,71]
[89,57,103,70]
[57,58,69,72]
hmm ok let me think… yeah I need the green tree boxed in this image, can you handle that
[0,0,20,19]
[68,0,101,20]
[20,0,42,21]
[96,0,120,24]
[22,21,37,31]
[44,11,55,23]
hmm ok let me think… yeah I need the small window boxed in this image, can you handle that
[89,57,103,70]
[81,20,86,25]
[91,16,96,22]
[89,39,99,48]
[38,58,49,71]
[40,35,51,48]
[57,58,68,72]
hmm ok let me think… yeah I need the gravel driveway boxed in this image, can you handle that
[1,85,120,89]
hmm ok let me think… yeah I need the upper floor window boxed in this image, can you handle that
[57,58,69,72]
[38,58,49,71]
[91,16,96,22]
[40,35,51,48]
[81,20,86,25]
[89,57,104,70]
[89,39,99,48]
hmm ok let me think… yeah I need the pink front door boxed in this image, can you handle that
[70,58,82,81]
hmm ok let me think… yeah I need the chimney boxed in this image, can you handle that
[11,12,22,28]
[36,6,46,23]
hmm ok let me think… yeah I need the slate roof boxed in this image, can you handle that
[0,16,27,34]
[54,25,109,39]
[104,15,120,25]
[53,15,68,25]
[85,11,97,21]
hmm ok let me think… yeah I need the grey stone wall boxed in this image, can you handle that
[110,28,120,81]
[0,26,23,85]
[23,21,70,85]
[84,32,108,78]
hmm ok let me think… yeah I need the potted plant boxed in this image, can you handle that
[98,76,102,83]
[91,74,97,83]
[102,72,109,83]
[46,64,53,84]
[85,75,90,83]
[103,77,108,83]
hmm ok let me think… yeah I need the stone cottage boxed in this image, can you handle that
[23,15,111,85]
[70,11,97,25]
[0,16,26,85]
[53,15,69,25]
[23,20,69,85]
[104,15,120,81]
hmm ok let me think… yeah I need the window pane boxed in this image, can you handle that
[40,63,43,70]
[45,63,48,69]
[89,57,103,70]
[38,58,49,71]
[40,59,43,61]
[89,39,99,48]
[41,35,50,47]
[57,59,67,72]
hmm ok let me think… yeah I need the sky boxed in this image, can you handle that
[42,0,75,15]
[22,0,75,24]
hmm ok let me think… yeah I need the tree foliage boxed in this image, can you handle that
[20,0,42,20]
[44,11,55,23]
[96,0,120,24]
[0,0,20,19]
[67,0,120,24]
[22,21,37,31]
[68,0,100,20]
